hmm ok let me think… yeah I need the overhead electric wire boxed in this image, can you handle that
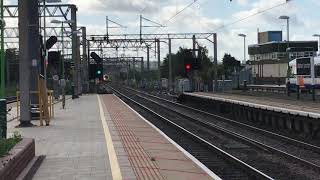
[157,0,290,34]
[211,1,291,32]
[136,0,290,58]
[151,0,199,34]
[141,16,165,27]
[166,0,199,24]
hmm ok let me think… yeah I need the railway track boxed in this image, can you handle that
[129,87,320,153]
[110,85,320,180]
[110,86,273,180]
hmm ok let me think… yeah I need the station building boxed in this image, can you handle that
[248,31,318,84]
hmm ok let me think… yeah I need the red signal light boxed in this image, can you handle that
[185,64,191,70]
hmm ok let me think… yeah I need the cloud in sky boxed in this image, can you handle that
[67,0,172,15]
[3,0,318,61]
[75,0,317,61]
[236,0,248,6]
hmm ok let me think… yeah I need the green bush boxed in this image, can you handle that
[0,131,22,157]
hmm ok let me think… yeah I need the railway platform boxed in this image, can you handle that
[7,94,219,180]
[182,92,320,136]
[186,92,320,117]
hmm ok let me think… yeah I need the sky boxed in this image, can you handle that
[5,0,320,62]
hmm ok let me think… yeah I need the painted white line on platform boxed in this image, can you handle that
[97,95,123,180]
[114,94,222,180]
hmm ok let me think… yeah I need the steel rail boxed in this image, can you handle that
[110,86,274,180]
[128,87,320,153]
[124,87,320,172]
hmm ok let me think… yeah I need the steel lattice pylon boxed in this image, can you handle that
[3,4,76,50]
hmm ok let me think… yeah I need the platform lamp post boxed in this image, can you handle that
[238,33,247,86]
[39,0,61,98]
[313,34,320,56]
[279,15,291,96]
[279,16,290,70]
[64,30,81,99]
[238,34,247,64]
[279,16,290,43]
[51,19,75,109]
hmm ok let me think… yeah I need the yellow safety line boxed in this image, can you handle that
[97,95,123,180]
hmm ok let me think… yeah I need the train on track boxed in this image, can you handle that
[103,74,112,82]
[289,56,320,90]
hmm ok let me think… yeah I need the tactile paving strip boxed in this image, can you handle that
[103,95,165,180]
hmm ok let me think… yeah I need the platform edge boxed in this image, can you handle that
[97,95,123,180]
[113,94,222,180]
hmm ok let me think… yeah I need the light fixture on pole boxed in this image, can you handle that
[64,29,81,99]
[64,30,81,35]
[279,15,290,83]
[40,0,61,108]
[51,19,75,24]
[313,34,320,56]
[279,15,290,42]
[238,33,247,64]
[51,19,75,109]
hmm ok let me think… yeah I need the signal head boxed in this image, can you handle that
[185,64,191,70]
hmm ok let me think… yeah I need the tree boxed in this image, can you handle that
[161,46,213,82]
[161,47,187,79]
[222,53,241,78]
[198,46,214,83]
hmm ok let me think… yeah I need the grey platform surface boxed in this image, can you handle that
[7,95,112,180]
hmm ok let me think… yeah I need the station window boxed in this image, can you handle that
[290,52,296,59]
[297,52,304,57]
[304,52,315,57]
[277,53,286,58]
[308,52,314,57]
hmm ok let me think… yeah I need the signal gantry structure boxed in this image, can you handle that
[88,31,218,91]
